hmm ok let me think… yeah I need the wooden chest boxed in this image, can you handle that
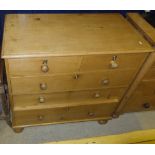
[1,13,154,132]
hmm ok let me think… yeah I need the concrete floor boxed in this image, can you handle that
[0,111,155,144]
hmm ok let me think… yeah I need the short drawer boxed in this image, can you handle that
[136,80,155,96]
[7,56,82,76]
[13,87,126,109]
[80,53,147,71]
[123,93,155,113]
[7,53,147,76]
[10,69,136,95]
[13,99,118,126]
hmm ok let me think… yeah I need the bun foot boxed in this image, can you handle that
[98,120,108,125]
[13,127,24,133]
[112,113,119,118]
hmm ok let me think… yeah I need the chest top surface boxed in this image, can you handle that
[2,13,154,58]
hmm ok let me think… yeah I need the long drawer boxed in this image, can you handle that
[13,87,126,109]
[7,53,147,76]
[10,69,136,95]
[13,99,118,127]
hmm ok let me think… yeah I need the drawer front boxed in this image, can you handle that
[13,87,126,109]
[151,62,155,68]
[11,74,76,95]
[13,100,118,126]
[69,87,125,102]
[136,80,155,96]
[74,70,136,90]
[123,80,155,113]
[143,68,155,80]
[80,53,147,71]
[7,53,147,76]
[13,107,68,126]
[67,100,118,121]
[10,70,135,95]
[7,56,82,76]
[123,93,155,113]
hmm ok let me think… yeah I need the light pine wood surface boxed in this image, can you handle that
[13,99,118,127]
[7,53,147,76]
[2,14,153,58]
[10,69,137,95]
[2,13,154,131]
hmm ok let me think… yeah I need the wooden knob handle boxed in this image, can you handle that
[88,112,95,117]
[37,115,44,121]
[41,60,49,72]
[143,103,150,109]
[40,83,47,90]
[94,93,100,98]
[110,60,118,69]
[41,64,49,72]
[73,74,80,80]
[39,96,45,103]
[110,55,118,69]
[101,79,109,85]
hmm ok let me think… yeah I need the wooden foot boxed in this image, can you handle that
[98,120,108,125]
[13,127,24,133]
[112,113,119,118]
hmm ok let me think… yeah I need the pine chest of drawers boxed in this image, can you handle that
[1,13,154,132]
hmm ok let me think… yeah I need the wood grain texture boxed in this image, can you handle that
[7,56,82,76]
[13,87,126,110]
[118,14,155,114]
[122,92,155,113]
[13,116,112,129]
[123,79,155,113]
[2,13,154,130]
[10,69,136,95]
[115,53,155,114]
[137,80,155,96]
[127,13,155,46]
[13,99,118,126]
[143,67,155,80]
[2,14,153,58]
[7,53,147,76]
